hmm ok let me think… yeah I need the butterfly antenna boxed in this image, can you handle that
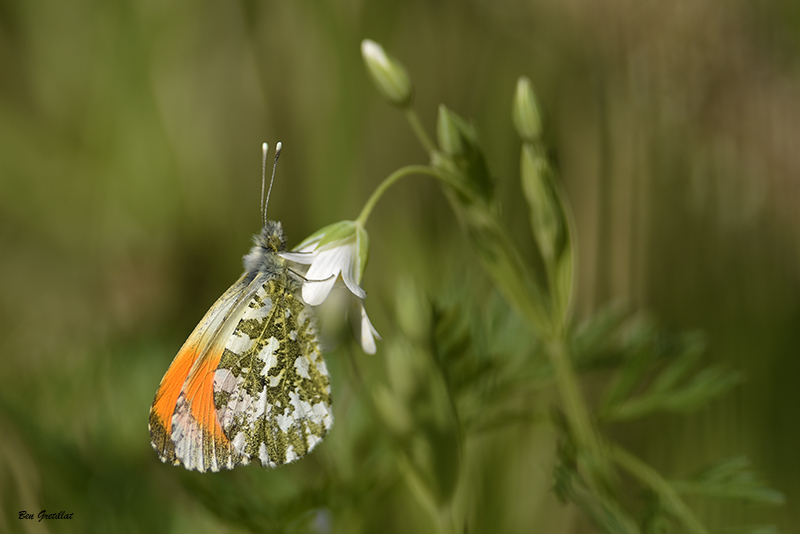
[264,141,282,224]
[260,142,269,228]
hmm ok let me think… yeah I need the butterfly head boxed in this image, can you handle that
[243,220,288,276]
[260,220,287,253]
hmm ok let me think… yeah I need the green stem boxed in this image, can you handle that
[546,337,609,483]
[405,108,437,154]
[355,165,467,227]
[610,444,709,534]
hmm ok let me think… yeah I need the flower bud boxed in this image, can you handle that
[521,144,559,261]
[513,77,543,142]
[361,39,413,108]
[436,105,464,156]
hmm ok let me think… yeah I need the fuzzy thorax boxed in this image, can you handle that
[243,220,288,277]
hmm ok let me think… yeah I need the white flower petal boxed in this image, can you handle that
[302,275,337,306]
[342,270,367,299]
[293,235,323,253]
[279,251,317,264]
[305,246,347,281]
[355,300,380,354]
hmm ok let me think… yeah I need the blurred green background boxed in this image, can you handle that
[1,0,799,532]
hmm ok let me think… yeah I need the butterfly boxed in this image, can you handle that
[149,143,333,472]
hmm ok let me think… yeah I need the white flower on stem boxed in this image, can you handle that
[281,220,381,354]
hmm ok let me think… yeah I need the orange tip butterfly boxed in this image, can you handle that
[149,143,332,472]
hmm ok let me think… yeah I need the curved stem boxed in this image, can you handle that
[356,165,468,227]
[405,108,437,154]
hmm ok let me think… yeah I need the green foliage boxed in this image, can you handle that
[358,43,784,533]
[597,319,742,422]
[672,457,786,505]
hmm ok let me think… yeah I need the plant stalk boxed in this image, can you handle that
[405,108,436,154]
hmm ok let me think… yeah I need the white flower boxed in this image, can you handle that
[281,221,381,354]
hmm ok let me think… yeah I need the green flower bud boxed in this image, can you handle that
[513,76,543,142]
[521,144,559,261]
[361,39,413,108]
[436,105,464,156]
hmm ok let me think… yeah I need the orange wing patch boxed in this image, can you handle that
[169,346,238,472]
[151,346,198,438]
[149,275,257,471]
[183,352,225,441]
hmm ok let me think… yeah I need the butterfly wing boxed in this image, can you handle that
[149,273,263,471]
[214,277,333,467]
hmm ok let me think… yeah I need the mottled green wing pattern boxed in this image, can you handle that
[213,278,333,467]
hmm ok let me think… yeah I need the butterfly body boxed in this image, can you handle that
[149,221,332,472]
